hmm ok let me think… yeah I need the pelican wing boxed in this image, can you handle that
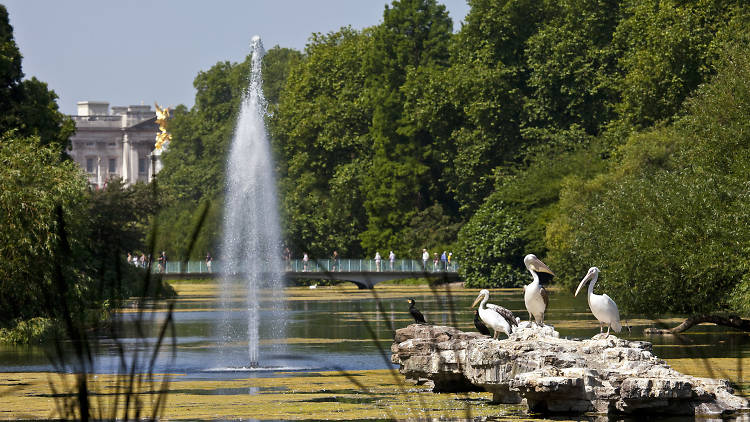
[486,303,518,327]
[590,293,622,332]
[601,294,621,319]
[540,286,549,309]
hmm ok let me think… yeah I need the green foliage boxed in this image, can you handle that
[523,0,621,140]
[0,134,88,322]
[82,178,166,300]
[151,198,220,260]
[729,275,750,316]
[0,134,173,337]
[613,0,746,128]
[456,192,525,288]
[272,1,458,258]
[366,0,452,88]
[455,0,550,67]
[0,317,63,344]
[401,62,523,213]
[401,203,461,258]
[272,27,372,258]
[263,46,304,106]
[551,40,750,315]
[359,0,455,253]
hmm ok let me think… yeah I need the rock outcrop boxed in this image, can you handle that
[391,322,749,418]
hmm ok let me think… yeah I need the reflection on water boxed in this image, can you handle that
[0,283,747,384]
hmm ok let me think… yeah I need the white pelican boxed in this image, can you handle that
[523,254,555,326]
[575,267,622,337]
[471,289,517,339]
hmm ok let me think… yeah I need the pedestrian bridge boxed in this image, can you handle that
[155,258,461,289]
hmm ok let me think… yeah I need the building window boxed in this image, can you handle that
[109,158,116,173]
[86,158,95,173]
[138,157,147,174]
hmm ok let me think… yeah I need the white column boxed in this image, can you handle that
[129,143,138,183]
[121,132,130,184]
[96,156,102,188]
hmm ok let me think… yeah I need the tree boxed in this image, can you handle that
[456,192,525,288]
[271,28,373,257]
[400,62,523,213]
[612,0,746,129]
[83,179,164,299]
[0,134,87,322]
[360,0,454,253]
[523,0,621,142]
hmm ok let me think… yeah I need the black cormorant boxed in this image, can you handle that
[407,298,427,324]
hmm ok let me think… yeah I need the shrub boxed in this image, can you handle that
[456,194,525,288]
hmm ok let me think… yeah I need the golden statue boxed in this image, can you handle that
[154,102,172,150]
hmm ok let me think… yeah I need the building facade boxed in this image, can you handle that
[68,101,162,188]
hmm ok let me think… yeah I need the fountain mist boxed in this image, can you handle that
[219,36,284,368]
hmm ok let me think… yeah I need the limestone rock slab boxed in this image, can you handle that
[391,322,749,418]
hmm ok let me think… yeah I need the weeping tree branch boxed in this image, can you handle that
[645,314,750,334]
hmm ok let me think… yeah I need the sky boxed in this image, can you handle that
[4,0,471,115]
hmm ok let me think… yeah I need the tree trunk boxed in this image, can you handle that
[644,314,750,334]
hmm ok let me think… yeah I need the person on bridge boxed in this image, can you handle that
[206,252,212,273]
[303,252,309,272]
[283,247,291,270]
[159,251,167,273]
[389,250,395,270]
[375,251,382,272]
[440,251,447,271]
[331,250,339,272]
[422,249,429,270]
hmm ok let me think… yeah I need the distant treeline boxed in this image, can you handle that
[155,0,750,317]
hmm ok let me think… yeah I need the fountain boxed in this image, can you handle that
[218,35,285,368]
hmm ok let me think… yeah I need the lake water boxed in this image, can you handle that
[0,282,747,388]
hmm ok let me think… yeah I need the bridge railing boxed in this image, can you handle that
[288,258,459,273]
[145,258,459,275]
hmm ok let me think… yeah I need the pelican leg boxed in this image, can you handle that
[540,313,545,327]
[600,322,604,333]
[604,325,611,338]
[493,331,498,340]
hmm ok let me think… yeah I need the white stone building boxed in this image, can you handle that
[68,101,162,188]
